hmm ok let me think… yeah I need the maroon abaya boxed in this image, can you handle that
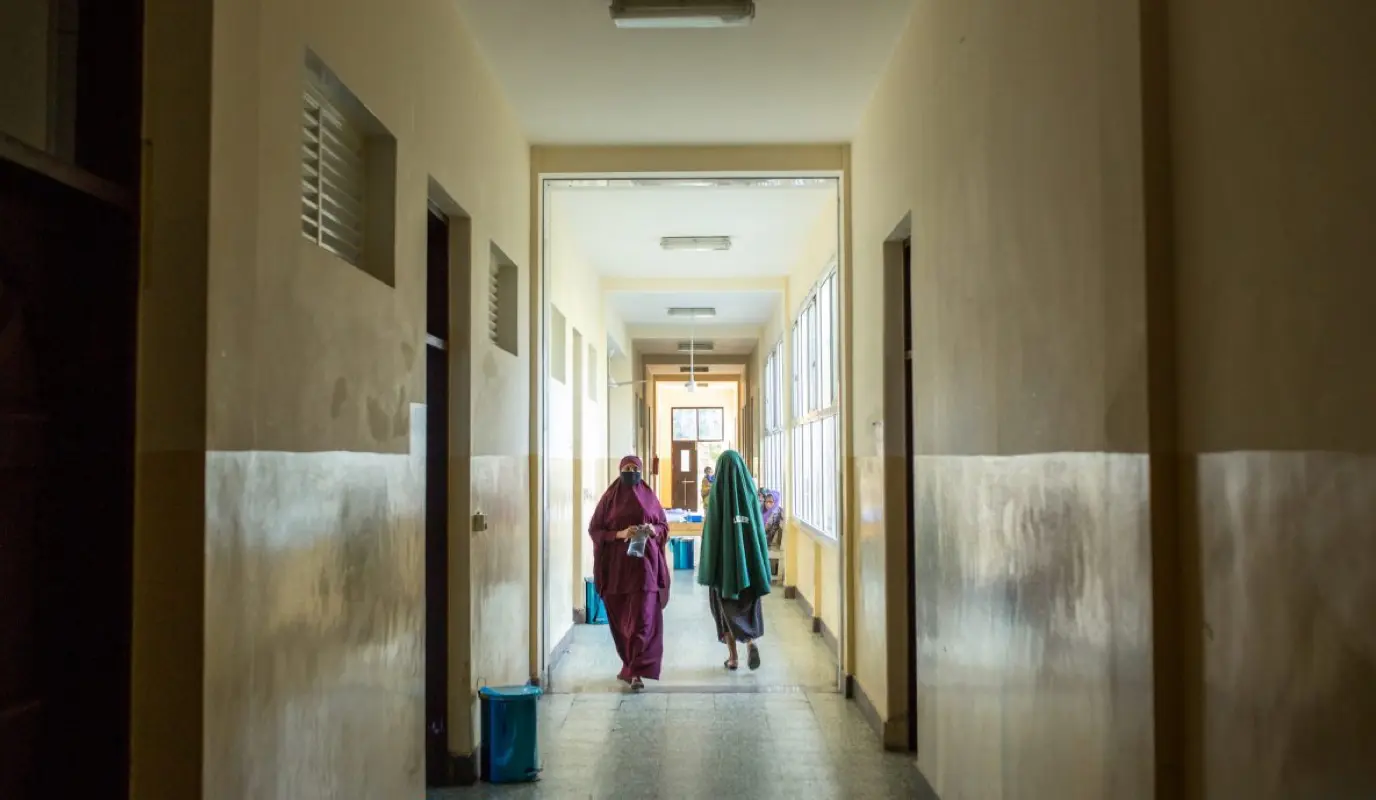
[588,455,670,682]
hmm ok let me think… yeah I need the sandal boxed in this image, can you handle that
[747,643,761,671]
[724,658,739,671]
[630,677,645,692]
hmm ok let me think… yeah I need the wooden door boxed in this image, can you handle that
[670,441,697,510]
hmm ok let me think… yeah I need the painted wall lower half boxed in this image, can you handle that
[204,440,425,800]
[546,452,574,653]
[468,454,532,702]
[852,456,889,719]
[914,453,1154,799]
[1192,452,1375,797]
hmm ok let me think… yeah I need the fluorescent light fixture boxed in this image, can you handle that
[611,1,755,29]
[660,236,732,252]
[677,341,714,352]
[666,307,717,318]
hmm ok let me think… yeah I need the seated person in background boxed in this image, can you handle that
[761,489,784,549]
[700,465,715,511]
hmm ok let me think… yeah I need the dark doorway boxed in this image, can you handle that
[901,237,917,750]
[671,440,698,510]
[0,0,142,795]
[424,205,451,786]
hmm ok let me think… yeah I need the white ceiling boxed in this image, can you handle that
[550,183,836,279]
[454,0,915,143]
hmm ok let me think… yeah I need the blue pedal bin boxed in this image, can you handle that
[671,537,695,571]
[479,685,542,783]
[583,576,608,625]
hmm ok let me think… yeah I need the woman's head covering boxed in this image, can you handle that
[762,488,782,526]
[696,450,772,600]
[592,454,663,533]
[590,454,669,596]
[619,454,643,472]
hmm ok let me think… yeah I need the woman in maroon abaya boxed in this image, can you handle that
[588,455,671,691]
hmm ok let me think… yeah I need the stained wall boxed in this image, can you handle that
[849,0,1155,796]
[135,0,532,797]
[1169,1,1376,795]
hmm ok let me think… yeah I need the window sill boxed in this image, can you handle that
[793,519,838,547]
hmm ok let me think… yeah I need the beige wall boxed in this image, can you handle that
[136,0,531,797]
[849,0,1376,795]
[546,199,622,644]
[1169,1,1376,796]
[849,0,1154,795]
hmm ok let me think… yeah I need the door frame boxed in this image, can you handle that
[880,213,917,752]
[536,171,849,694]
[424,178,473,774]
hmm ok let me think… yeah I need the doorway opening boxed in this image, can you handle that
[0,0,142,795]
[901,237,917,751]
[537,174,846,698]
[882,216,918,752]
[667,404,727,511]
[424,203,451,785]
[422,184,472,787]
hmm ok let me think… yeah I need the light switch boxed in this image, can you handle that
[472,511,488,532]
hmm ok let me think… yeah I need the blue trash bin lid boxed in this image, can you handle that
[479,685,543,700]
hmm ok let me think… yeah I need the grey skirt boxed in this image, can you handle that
[709,587,765,643]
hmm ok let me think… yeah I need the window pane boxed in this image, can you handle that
[803,301,814,413]
[822,415,836,536]
[820,278,833,408]
[698,408,724,441]
[671,408,697,441]
[810,420,820,527]
[810,422,819,527]
[791,325,801,419]
[792,427,803,511]
[799,313,809,415]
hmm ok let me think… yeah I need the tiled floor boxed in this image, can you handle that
[549,554,836,693]
[429,558,934,798]
[429,691,935,799]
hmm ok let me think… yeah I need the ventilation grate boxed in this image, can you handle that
[489,245,518,356]
[301,75,366,267]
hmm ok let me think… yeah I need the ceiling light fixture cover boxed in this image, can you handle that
[666,307,717,318]
[610,1,755,29]
[660,236,732,252]
[677,341,714,352]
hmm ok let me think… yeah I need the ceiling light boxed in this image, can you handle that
[666,307,717,318]
[610,1,755,29]
[660,236,732,252]
[677,341,714,352]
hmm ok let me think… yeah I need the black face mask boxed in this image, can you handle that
[620,471,642,487]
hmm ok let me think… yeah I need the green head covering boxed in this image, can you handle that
[696,450,772,600]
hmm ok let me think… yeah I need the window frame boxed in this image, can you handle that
[789,264,840,538]
[761,339,785,495]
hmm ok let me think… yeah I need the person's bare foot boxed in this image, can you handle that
[630,676,645,691]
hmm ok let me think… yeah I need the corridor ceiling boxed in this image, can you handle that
[549,179,836,356]
[550,182,834,278]
[454,0,916,143]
